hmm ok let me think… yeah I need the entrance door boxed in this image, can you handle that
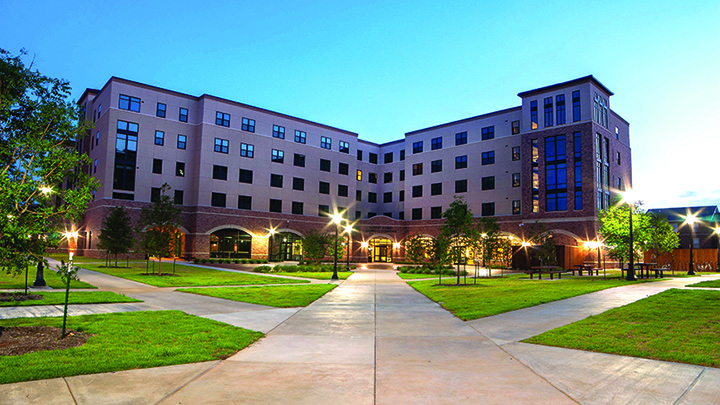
[369,238,393,263]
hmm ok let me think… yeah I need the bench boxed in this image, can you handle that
[524,269,565,280]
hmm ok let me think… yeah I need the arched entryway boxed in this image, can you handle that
[368,238,394,263]
[269,232,303,262]
[210,228,252,258]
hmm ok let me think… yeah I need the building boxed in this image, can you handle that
[75,75,632,265]
[647,206,720,249]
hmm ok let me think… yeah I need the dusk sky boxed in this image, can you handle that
[2,1,718,210]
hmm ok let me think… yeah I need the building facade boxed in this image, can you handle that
[75,75,632,265]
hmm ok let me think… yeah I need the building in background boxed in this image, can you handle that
[75,75,631,265]
[647,206,720,249]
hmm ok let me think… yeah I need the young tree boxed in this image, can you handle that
[327,234,348,265]
[97,206,134,267]
[478,217,501,268]
[137,184,181,275]
[599,203,649,266]
[1,48,98,278]
[405,235,434,264]
[527,222,558,267]
[301,229,331,264]
[56,259,79,339]
[644,212,680,262]
[440,196,478,285]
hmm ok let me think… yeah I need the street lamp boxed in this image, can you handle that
[62,228,79,264]
[714,226,720,271]
[267,228,276,262]
[521,241,531,270]
[619,191,637,281]
[330,213,343,280]
[684,214,698,275]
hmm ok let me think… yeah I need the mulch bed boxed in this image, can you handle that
[0,292,44,303]
[0,326,90,356]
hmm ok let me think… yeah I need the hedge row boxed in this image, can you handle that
[253,264,356,273]
[193,258,269,264]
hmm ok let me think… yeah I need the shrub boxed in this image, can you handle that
[253,265,272,273]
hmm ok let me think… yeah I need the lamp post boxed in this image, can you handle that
[714,226,720,271]
[685,214,698,275]
[521,241,531,270]
[619,191,637,281]
[268,228,276,262]
[344,224,353,271]
[331,213,342,280]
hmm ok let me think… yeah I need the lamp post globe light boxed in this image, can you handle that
[685,214,698,275]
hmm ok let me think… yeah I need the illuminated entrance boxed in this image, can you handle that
[269,232,303,261]
[209,229,252,258]
[368,238,393,263]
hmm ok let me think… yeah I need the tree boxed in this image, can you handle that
[527,222,558,267]
[405,235,434,264]
[301,229,331,264]
[599,203,649,266]
[56,259,79,339]
[478,217,501,268]
[1,48,98,279]
[137,184,181,275]
[97,206,134,267]
[644,212,680,262]
[440,196,478,285]
[327,234,348,265]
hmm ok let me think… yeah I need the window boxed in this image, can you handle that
[512,120,520,134]
[242,117,255,132]
[271,174,283,188]
[384,192,392,203]
[481,151,495,165]
[398,211,405,220]
[544,97,553,127]
[211,192,226,208]
[412,185,423,198]
[412,163,423,176]
[355,210,362,220]
[368,192,377,203]
[214,138,229,154]
[431,206,442,219]
[339,141,349,153]
[337,162,349,175]
[399,170,405,181]
[179,107,188,122]
[239,169,253,184]
[545,135,568,212]
[512,173,521,187]
[431,182,442,196]
[294,153,305,167]
[481,126,494,141]
[320,159,331,172]
[177,134,187,149]
[156,103,166,118]
[97,105,102,119]
[119,94,140,112]
[431,159,442,173]
[356,170,362,181]
[154,130,164,146]
[455,155,467,169]
[174,190,184,205]
[367,212,376,218]
[152,159,162,174]
[383,212,393,219]
[482,176,495,190]
[271,149,284,163]
[556,94,566,125]
[295,130,306,144]
[216,112,230,127]
[369,153,378,164]
[399,190,405,202]
[431,137,442,150]
[512,200,521,215]
[240,143,254,158]
[357,149,363,161]
[412,208,422,220]
[338,184,348,197]
[151,187,161,203]
[269,199,282,213]
[176,162,185,177]
[572,91,581,122]
[530,100,538,129]
[593,91,608,128]
[384,152,393,164]
[292,177,304,190]
[412,141,423,154]
[356,190,362,201]
[285,201,301,215]
[575,190,582,210]
[400,150,405,161]
[617,151,621,165]
[318,205,330,216]
[114,120,138,192]
[93,159,97,174]
[482,202,495,217]
[369,172,378,184]
[384,172,393,183]
[213,165,228,180]
[272,125,285,139]
[95,132,100,147]
[512,146,520,161]
[321,136,331,149]
[239,195,253,210]
[455,131,467,145]
[455,179,467,193]
[319,181,330,194]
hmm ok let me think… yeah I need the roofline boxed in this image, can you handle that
[610,109,629,126]
[404,106,521,136]
[379,139,405,147]
[517,75,614,98]
[78,88,100,104]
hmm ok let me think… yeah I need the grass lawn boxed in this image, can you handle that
[0,291,140,307]
[0,310,263,384]
[46,253,107,263]
[397,273,463,280]
[272,271,353,280]
[688,279,720,288]
[409,275,651,321]
[525,289,720,367]
[78,262,310,287]
[178,284,337,307]
[0,269,95,290]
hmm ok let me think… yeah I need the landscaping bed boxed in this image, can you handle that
[178,284,337,307]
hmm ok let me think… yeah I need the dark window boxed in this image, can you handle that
[154,130,164,146]
[399,170,405,181]
[240,143,254,158]
[177,134,186,149]
[546,135,568,212]
[556,94,566,125]
[575,190,582,210]
[319,181,330,194]
[530,100,538,129]
[269,199,282,213]
[412,208,422,220]
[368,192,377,203]
[271,149,284,163]
[572,91,581,122]
[294,153,305,167]
[320,159,331,172]
[431,137,442,150]
[481,151,495,165]
[114,120,138,191]
[455,179,467,193]
[119,94,140,112]
[293,177,304,190]
[512,200,521,215]
[512,146,520,161]
[216,112,230,127]
[399,190,405,202]
[512,173,520,187]
[512,120,520,134]
[413,141,423,154]
[398,212,405,220]
[152,158,162,174]
[338,184,348,197]
[211,192,226,208]
[431,159,442,173]
[481,126,494,141]
[213,165,228,180]
[239,169,253,184]
[412,185,423,198]
[455,155,467,169]
[318,205,330,216]
[214,138,229,154]
[179,107,188,122]
[339,141,349,153]
[431,182,442,196]
[400,150,405,161]
[176,162,185,177]
[242,117,255,132]
[383,212,392,218]
[482,176,495,190]
[174,190,183,205]
[369,172,377,184]
[357,149,363,161]
[272,125,285,139]
[238,195,252,210]
[368,212,376,218]
[412,163,423,176]
[156,103,166,118]
[339,162,349,175]
[294,130,306,144]
[355,210,361,220]
[292,201,303,215]
[151,187,161,203]
[544,97,553,127]
[369,153,378,164]
[270,174,283,188]
[384,152,393,163]
[321,136,331,149]
[482,202,495,216]
[384,172,393,183]
[384,192,392,203]
[112,192,134,200]
[617,151,621,165]
[455,132,467,145]
[356,190,362,201]
[431,206,442,219]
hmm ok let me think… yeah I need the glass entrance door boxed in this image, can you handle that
[369,238,393,263]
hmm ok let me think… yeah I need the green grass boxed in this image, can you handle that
[409,275,651,320]
[396,273,466,280]
[688,279,720,288]
[46,253,107,263]
[525,289,720,367]
[78,262,310,287]
[178,284,337,307]
[273,271,353,280]
[0,310,263,384]
[0,291,140,307]
[0,268,96,290]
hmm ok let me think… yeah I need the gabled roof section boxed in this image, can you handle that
[518,75,614,98]
[647,206,720,223]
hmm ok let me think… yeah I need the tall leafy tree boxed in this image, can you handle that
[440,196,478,285]
[137,184,181,275]
[0,48,98,278]
[405,235,435,264]
[643,212,680,262]
[97,206,134,267]
[526,222,558,267]
[599,203,649,266]
[300,229,331,264]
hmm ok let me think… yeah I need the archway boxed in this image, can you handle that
[269,232,303,262]
[210,228,252,258]
[368,238,394,263]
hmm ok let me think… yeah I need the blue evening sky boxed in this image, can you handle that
[1,0,718,210]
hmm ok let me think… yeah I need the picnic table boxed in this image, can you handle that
[526,266,564,280]
[635,262,659,278]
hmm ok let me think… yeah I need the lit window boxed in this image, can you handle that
[242,117,255,132]
[240,143,254,158]
[295,130,306,144]
[272,125,285,139]
[321,136,331,149]
[216,112,230,127]
[119,94,140,112]
[214,138,229,153]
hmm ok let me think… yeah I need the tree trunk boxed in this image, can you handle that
[61,274,71,339]
[24,264,29,295]
[158,257,162,276]
[115,253,118,267]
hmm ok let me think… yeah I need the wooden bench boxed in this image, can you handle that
[524,269,565,280]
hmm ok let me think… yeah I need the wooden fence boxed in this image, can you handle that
[644,249,719,272]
